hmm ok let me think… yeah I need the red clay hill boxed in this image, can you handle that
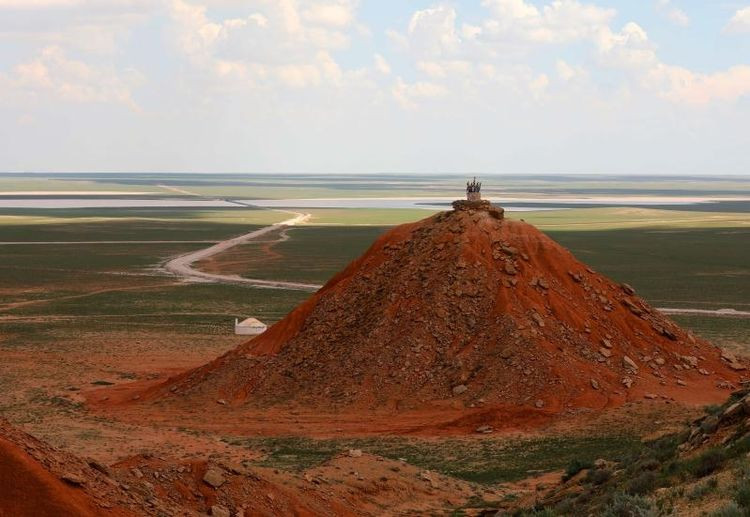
[156,199,746,414]
[0,419,136,517]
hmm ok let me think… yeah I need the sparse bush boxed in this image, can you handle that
[585,467,612,486]
[688,448,727,478]
[645,435,680,463]
[689,478,719,500]
[711,502,743,517]
[519,508,557,517]
[601,492,655,517]
[729,434,750,457]
[563,458,593,481]
[734,478,750,509]
[637,458,661,472]
[705,404,723,415]
[626,471,658,496]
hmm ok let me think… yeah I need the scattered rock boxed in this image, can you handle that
[475,425,493,434]
[61,473,85,486]
[202,468,226,488]
[531,313,545,328]
[590,379,600,390]
[348,449,363,458]
[210,505,231,517]
[622,356,639,372]
[452,384,468,396]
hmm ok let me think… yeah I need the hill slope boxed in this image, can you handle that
[160,201,744,412]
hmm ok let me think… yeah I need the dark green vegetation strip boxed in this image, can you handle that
[213,224,749,310]
[547,228,750,309]
[227,435,640,484]
[227,226,389,284]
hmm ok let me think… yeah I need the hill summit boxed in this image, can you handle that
[162,202,743,412]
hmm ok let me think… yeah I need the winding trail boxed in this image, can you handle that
[657,307,750,318]
[163,212,322,292]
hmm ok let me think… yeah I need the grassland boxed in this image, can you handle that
[31,173,750,199]
[520,207,750,230]
[0,176,165,193]
[229,434,641,484]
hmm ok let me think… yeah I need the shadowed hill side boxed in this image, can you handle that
[155,201,746,414]
[0,420,134,517]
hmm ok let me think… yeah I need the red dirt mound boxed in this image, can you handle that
[0,420,133,517]
[157,201,745,412]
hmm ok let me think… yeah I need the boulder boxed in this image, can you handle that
[203,468,226,489]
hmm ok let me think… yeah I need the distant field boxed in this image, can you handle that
[196,226,389,284]
[8,173,748,200]
[0,177,164,194]
[0,192,747,358]
[0,207,306,345]
[519,207,750,230]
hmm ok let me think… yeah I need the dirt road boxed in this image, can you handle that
[163,212,323,292]
[658,307,750,318]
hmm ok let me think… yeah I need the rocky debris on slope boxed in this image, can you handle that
[161,202,744,414]
[107,449,479,516]
[0,419,163,516]
[506,387,750,516]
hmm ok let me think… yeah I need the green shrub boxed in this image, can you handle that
[642,435,680,464]
[585,468,612,486]
[711,502,743,517]
[626,471,658,496]
[734,478,750,509]
[689,449,727,478]
[563,458,593,481]
[601,492,655,517]
[689,478,719,500]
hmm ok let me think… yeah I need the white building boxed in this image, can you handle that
[234,317,267,336]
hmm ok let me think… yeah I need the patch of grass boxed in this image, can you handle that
[734,479,750,509]
[626,471,659,495]
[601,492,655,517]
[711,502,744,517]
[230,434,640,484]
[688,477,719,500]
[563,458,593,481]
[686,449,728,478]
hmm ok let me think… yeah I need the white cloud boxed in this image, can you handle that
[0,45,141,108]
[392,77,448,109]
[302,2,354,27]
[725,6,750,34]
[656,0,689,27]
[373,53,391,75]
[406,5,461,57]
[0,0,81,7]
[649,64,750,104]
[167,0,365,89]
[556,59,586,82]
[388,1,750,108]
[480,0,616,44]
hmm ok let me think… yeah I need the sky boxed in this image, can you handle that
[1,0,750,175]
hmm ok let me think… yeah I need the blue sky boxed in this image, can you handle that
[1,0,749,174]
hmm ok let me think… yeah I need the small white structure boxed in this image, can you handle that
[234,317,267,336]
